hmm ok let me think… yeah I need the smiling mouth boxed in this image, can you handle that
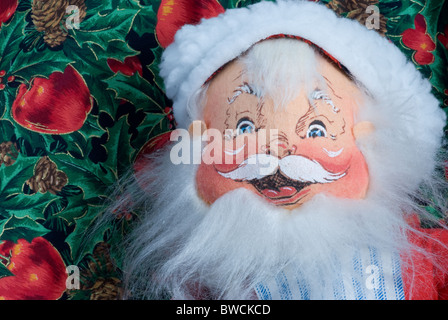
[248,170,312,206]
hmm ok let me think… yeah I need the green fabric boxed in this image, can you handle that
[0,0,446,300]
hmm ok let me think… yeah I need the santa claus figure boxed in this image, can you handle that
[111,0,448,300]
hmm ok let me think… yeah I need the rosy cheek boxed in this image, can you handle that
[196,161,253,204]
[297,139,369,199]
[198,134,261,204]
[295,139,354,173]
[208,134,260,173]
[324,150,370,199]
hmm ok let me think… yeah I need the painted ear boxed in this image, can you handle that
[353,121,375,139]
[156,0,225,48]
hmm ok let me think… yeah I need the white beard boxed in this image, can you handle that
[117,142,424,300]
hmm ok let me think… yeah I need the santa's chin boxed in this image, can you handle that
[121,144,414,300]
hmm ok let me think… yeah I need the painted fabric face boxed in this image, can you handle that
[196,42,370,209]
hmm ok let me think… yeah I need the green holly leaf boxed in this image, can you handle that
[105,72,165,113]
[57,185,84,198]
[64,38,139,77]
[131,112,168,155]
[0,155,37,197]
[85,0,141,11]
[4,123,70,157]
[41,187,88,236]
[218,0,235,9]
[232,0,275,8]
[51,155,114,194]
[0,155,60,220]
[0,215,50,243]
[139,0,161,11]
[107,110,166,173]
[84,0,110,10]
[148,45,165,92]
[377,1,404,16]
[9,50,75,84]
[0,262,14,279]
[0,192,55,220]
[59,131,92,160]
[107,116,137,174]
[70,7,139,53]
[0,10,73,83]
[65,204,107,264]
[0,120,16,142]
[50,195,88,227]
[131,4,157,37]
[101,40,141,62]
[0,11,27,72]
[0,87,15,125]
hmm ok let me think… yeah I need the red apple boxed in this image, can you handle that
[0,0,18,26]
[11,66,93,134]
[0,237,67,300]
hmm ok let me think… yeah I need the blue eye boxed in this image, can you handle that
[236,119,255,135]
[307,121,327,138]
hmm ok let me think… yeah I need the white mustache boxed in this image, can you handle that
[218,154,346,183]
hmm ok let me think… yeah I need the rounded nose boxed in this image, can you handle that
[263,142,297,159]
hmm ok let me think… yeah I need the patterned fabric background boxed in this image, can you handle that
[0,0,446,300]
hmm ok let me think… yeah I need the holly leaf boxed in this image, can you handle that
[105,110,165,174]
[131,4,157,37]
[105,72,165,113]
[0,10,74,82]
[0,215,50,243]
[51,155,114,194]
[0,192,55,220]
[48,194,88,226]
[84,0,118,11]
[0,120,16,142]
[0,155,38,197]
[100,39,140,63]
[41,187,88,236]
[0,11,27,72]
[148,45,166,91]
[65,204,108,264]
[219,0,240,9]
[139,0,161,11]
[70,7,139,53]
[105,115,136,174]
[10,51,75,83]
[131,112,168,155]
[0,262,14,279]
[85,0,141,11]
[57,185,84,198]
[64,38,139,77]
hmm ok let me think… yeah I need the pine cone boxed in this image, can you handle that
[326,0,388,36]
[31,0,87,47]
[26,156,68,194]
[79,242,123,300]
[0,141,18,167]
[89,277,123,300]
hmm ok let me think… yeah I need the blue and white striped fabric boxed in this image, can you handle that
[255,247,405,300]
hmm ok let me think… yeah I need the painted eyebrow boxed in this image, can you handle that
[310,89,340,113]
[227,82,257,104]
